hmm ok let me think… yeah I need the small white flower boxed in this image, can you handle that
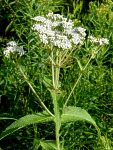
[4,41,24,57]
[53,35,72,49]
[39,34,49,44]
[74,27,86,37]
[44,19,53,29]
[72,33,85,45]
[32,24,47,34]
[64,29,72,35]
[7,41,17,46]
[61,39,72,49]
[53,14,63,21]
[52,21,61,27]
[88,36,109,45]
[4,46,14,57]
[99,38,109,45]
[62,20,73,29]
[16,46,25,56]
[76,27,86,32]
[88,36,98,43]
[47,30,55,37]
[47,12,64,21]
[46,12,54,18]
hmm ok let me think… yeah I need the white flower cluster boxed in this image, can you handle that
[32,12,87,49]
[88,36,109,45]
[4,41,24,57]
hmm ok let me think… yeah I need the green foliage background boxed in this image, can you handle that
[0,0,113,149]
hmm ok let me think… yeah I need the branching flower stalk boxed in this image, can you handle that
[63,52,95,109]
[63,45,103,109]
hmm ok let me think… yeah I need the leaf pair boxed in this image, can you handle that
[0,106,98,141]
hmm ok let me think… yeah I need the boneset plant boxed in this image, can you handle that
[0,12,109,149]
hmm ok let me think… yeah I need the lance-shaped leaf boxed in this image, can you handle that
[61,107,101,144]
[0,117,16,120]
[40,140,57,150]
[0,112,54,140]
[61,106,97,127]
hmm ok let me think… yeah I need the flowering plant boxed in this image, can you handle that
[1,12,110,150]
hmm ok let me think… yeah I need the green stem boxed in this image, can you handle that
[53,93,61,150]
[55,54,61,149]
[63,55,93,109]
[18,65,54,117]
[55,50,60,89]
[51,49,61,149]
[51,50,55,88]
[61,49,74,66]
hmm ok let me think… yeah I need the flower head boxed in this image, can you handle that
[4,41,24,57]
[32,12,86,49]
[32,12,109,49]
[88,36,109,45]
[7,41,17,47]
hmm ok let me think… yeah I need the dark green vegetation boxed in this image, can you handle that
[0,0,113,149]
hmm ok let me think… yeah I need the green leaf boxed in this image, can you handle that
[0,117,16,120]
[0,80,4,85]
[0,112,53,140]
[40,140,57,150]
[31,138,40,150]
[43,76,52,89]
[43,76,63,108]
[5,20,13,33]
[76,57,83,71]
[61,106,97,127]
